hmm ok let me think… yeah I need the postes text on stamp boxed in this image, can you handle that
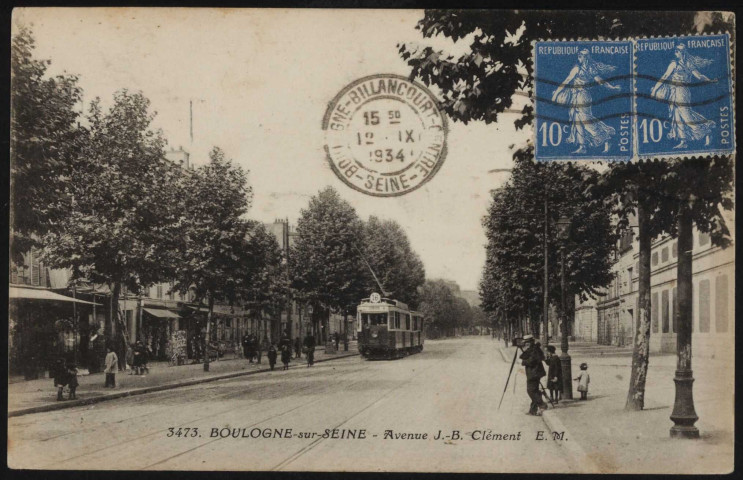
[535,41,634,162]
[636,34,734,158]
[323,74,447,197]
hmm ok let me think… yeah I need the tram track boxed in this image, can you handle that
[140,361,390,469]
[270,349,450,471]
[33,357,371,469]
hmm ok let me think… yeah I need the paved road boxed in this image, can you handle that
[8,337,576,472]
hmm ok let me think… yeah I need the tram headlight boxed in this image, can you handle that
[371,331,378,338]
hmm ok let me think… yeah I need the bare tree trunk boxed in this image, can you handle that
[204,293,213,372]
[626,201,652,410]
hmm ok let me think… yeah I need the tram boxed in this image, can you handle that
[357,293,424,359]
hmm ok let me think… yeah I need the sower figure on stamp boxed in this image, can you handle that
[545,345,562,404]
[551,49,621,154]
[519,335,547,416]
[651,44,716,149]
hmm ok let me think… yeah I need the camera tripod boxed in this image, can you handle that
[498,345,554,410]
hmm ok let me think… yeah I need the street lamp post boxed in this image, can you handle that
[669,205,699,438]
[556,215,573,400]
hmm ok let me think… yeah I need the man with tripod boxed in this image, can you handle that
[519,335,548,416]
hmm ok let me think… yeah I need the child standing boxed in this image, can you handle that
[574,362,590,400]
[104,345,118,388]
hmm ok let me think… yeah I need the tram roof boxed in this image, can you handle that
[358,298,423,316]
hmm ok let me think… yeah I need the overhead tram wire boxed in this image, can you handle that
[291,231,390,297]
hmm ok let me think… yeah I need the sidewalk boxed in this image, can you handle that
[502,342,734,474]
[8,342,359,418]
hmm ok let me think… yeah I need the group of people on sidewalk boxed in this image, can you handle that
[52,339,151,400]
[241,331,320,371]
[519,334,590,416]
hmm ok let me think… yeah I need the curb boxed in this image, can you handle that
[541,408,601,473]
[8,352,359,418]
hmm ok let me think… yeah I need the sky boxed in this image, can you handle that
[15,8,530,291]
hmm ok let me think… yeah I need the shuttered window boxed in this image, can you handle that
[661,290,669,333]
[698,280,710,333]
[715,275,728,333]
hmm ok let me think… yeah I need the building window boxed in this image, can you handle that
[156,285,163,299]
[698,232,710,247]
[672,287,677,333]
[672,241,677,258]
[698,279,710,333]
[652,252,659,267]
[405,314,411,330]
[662,290,669,333]
[635,261,639,274]
[651,292,659,333]
[661,247,669,263]
[715,275,728,333]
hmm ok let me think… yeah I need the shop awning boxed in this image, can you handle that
[143,308,181,319]
[9,286,101,305]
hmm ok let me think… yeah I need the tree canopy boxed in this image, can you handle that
[480,148,616,326]
[289,187,368,317]
[173,147,255,310]
[41,89,182,293]
[11,26,83,262]
[362,216,426,308]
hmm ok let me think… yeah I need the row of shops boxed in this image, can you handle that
[9,282,298,379]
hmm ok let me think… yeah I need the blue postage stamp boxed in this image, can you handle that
[636,34,734,158]
[534,40,634,162]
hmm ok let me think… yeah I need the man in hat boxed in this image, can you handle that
[519,335,547,415]
[545,345,563,404]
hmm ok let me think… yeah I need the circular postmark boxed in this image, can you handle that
[322,74,448,197]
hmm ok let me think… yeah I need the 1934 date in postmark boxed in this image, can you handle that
[323,74,447,197]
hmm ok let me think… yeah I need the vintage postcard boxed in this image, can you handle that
[8,8,735,474]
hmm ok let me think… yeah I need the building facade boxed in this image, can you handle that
[573,220,735,358]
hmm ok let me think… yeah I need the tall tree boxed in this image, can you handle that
[480,150,615,341]
[362,216,426,308]
[173,147,254,371]
[41,90,183,356]
[289,187,367,342]
[10,26,83,262]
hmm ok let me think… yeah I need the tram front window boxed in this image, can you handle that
[361,313,388,327]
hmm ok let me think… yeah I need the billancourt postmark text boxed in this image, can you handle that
[323,74,447,197]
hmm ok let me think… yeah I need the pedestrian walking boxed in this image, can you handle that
[133,340,147,375]
[334,332,340,350]
[141,343,150,375]
[125,343,134,375]
[303,332,316,367]
[294,336,302,359]
[519,335,547,416]
[574,362,590,400]
[53,358,68,401]
[241,333,251,360]
[545,345,562,404]
[281,343,291,370]
[267,343,278,371]
[104,345,118,388]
